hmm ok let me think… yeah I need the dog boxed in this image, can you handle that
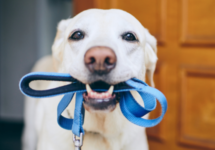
[22,9,157,150]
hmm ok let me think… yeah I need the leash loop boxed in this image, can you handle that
[19,72,168,140]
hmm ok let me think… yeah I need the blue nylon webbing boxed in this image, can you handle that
[19,72,167,137]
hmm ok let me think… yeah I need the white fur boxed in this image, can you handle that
[22,9,157,150]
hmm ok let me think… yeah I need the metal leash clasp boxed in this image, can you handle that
[73,133,83,150]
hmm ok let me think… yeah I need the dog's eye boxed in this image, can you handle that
[122,32,138,42]
[69,31,84,40]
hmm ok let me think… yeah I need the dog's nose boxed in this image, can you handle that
[84,46,116,75]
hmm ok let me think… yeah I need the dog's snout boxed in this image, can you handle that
[84,46,116,75]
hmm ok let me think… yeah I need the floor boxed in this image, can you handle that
[0,120,23,150]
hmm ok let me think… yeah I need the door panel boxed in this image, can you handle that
[73,0,215,149]
[180,68,215,149]
[181,0,215,45]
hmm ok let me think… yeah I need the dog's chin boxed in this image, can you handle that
[81,81,119,113]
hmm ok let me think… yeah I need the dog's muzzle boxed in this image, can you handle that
[83,46,118,112]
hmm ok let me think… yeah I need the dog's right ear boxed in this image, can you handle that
[144,29,158,87]
[52,19,71,71]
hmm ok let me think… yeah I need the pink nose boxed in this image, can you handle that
[84,46,117,75]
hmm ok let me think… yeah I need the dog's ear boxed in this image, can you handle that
[52,19,71,71]
[144,29,158,87]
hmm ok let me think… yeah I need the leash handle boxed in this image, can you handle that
[19,72,82,98]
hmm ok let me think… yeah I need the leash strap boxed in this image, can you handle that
[19,72,167,137]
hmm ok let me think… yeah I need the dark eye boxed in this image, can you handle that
[122,32,138,42]
[69,31,84,40]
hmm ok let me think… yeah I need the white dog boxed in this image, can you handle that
[22,9,157,150]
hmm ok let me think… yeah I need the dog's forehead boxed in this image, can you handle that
[67,9,144,36]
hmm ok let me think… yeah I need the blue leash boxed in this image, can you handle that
[19,72,167,139]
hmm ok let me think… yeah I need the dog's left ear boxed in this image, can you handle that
[52,19,71,71]
[144,29,158,87]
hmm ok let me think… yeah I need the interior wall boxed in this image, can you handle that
[0,0,72,121]
[37,0,73,58]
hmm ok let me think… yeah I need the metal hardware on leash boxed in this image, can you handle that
[73,133,83,150]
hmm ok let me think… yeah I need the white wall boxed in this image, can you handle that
[0,0,72,121]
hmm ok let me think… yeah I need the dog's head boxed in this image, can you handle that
[52,9,157,113]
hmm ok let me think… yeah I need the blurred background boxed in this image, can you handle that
[0,0,72,149]
[1,0,215,150]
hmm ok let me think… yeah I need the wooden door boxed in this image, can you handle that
[73,0,215,149]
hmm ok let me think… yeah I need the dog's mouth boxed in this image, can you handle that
[83,81,118,113]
